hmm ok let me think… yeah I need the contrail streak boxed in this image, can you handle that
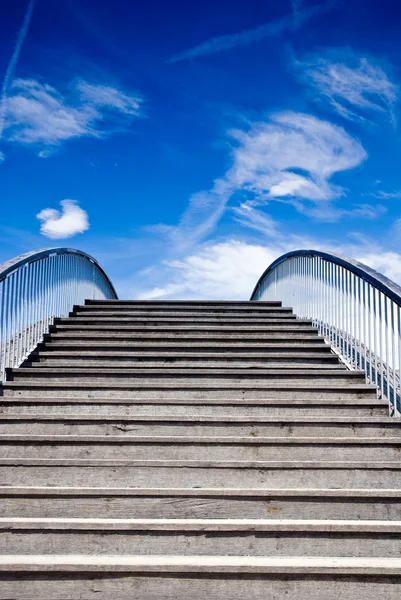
[0,0,36,139]
[168,0,336,64]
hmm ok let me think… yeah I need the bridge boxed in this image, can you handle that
[0,247,400,598]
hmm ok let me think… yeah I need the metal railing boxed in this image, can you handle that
[0,247,117,380]
[251,250,401,416]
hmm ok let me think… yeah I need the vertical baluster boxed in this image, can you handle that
[347,270,352,367]
[0,278,7,380]
[390,301,396,415]
[378,292,384,400]
[397,306,401,416]
[20,265,27,363]
[357,276,362,371]
[385,296,390,405]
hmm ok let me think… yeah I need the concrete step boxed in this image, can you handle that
[1,555,401,600]
[52,317,303,326]
[1,435,399,460]
[2,518,401,558]
[73,309,296,317]
[7,367,365,383]
[0,397,387,417]
[64,314,298,323]
[30,348,335,360]
[48,327,320,337]
[0,414,397,437]
[1,458,401,488]
[3,486,401,520]
[6,363,356,386]
[28,355,342,368]
[54,322,309,331]
[63,310,296,319]
[82,300,283,308]
[1,381,376,399]
[41,340,327,351]
[76,304,286,313]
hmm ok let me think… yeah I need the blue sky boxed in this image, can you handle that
[1,0,401,299]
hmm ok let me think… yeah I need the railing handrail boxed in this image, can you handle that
[250,249,401,307]
[0,247,118,380]
[251,248,401,415]
[0,247,118,299]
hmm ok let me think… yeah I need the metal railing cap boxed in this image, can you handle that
[250,249,401,306]
[0,247,118,298]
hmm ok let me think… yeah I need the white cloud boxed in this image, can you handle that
[232,203,278,236]
[228,112,367,201]
[3,78,143,154]
[297,49,398,122]
[170,182,232,251]
[0,151,4,163]
[370,190,401,199]
[36,199,89,239]
[138,239,283,300]
[354,251,401,285]
[167,111,367,249]
[286,201,387,223]
[169,0,334,63]
[131,232,401,301]
[0,0,35,140]
[76,81,141,115]
[345,203,387,219]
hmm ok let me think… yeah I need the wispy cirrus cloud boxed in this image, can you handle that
[284,201,387,223]
[3,78,143,155]
[0,0,36,143]
[232,203,279,236]
[36,199,89,239]
[168,0,335,63]
[167,111,367,250]
[296,48,398,122]
[369,189,401,199]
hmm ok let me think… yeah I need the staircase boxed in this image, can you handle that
[0,299,400,599]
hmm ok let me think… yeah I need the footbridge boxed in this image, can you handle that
[0,246,401,598]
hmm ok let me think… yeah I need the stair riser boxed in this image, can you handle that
[47,333,321,342]
[8,374,362,385]
[0,575,400,600]
[3,496,401,520]
[0,422,397,437]
[3,531,401,558]
[41,342,327,352]
[0,403,386,417]
[52,319,303,327]
[60,313,296,321]
[1,387,375,399]
[30,359,341,368]
[82,298,285,310]
[75,308,288,314]
[32,347,333,357]
[1,443,398,460]
[1,465,400,488]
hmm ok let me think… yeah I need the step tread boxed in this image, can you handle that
[63,312,296,318]
[1,554,401,575]
[0,415,394,423]
[2,517,401,533]
[2,435,400,445]
[1,458,399,468]
[0,396,383,405]
[12,368,358,376]
[2,486,401,498]
[32,351,334,358]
